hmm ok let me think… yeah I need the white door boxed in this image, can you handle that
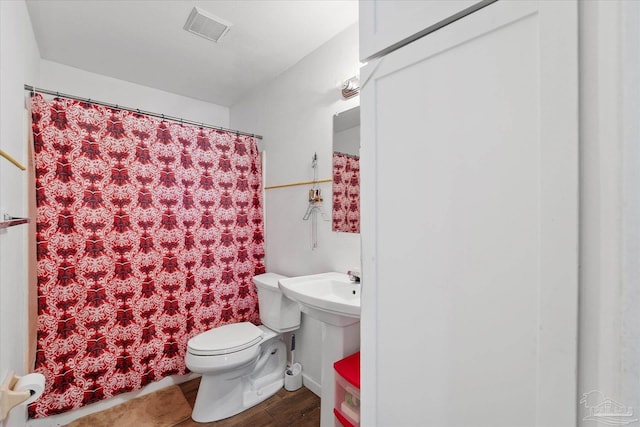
[360,1,578,426]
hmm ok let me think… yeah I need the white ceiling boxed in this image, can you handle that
[25,0,359,107]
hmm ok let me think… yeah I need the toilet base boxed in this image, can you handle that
[191,374,284,422]
[243,377,283,409]
[191,338,287,422]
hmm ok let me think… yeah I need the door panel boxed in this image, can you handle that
[360,2,578,425]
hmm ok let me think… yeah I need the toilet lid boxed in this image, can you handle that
[187,322,264,356]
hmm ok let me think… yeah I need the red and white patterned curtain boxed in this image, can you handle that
[29,94,265,418]
[332,152,360,233]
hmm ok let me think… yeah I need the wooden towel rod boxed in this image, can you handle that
[265,178,332,190]
[0,150,26,171]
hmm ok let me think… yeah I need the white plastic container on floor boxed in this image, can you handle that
[284,362,302,391]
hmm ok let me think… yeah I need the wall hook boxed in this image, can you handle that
[303,153,330,249]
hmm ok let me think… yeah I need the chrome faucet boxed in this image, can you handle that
[347,270,361,283]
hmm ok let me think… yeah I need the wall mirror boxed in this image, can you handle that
[332,106,360,233]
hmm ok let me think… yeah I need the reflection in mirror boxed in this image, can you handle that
[332,106,360,233]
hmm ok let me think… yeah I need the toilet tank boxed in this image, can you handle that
[253,273,300,332]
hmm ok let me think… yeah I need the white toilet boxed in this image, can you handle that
[185,272,300,422]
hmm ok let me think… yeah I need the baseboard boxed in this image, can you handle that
[302,373,321,397]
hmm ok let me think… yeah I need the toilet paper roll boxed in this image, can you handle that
[13,373,45,405]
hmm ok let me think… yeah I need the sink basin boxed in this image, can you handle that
[278,272,361,319]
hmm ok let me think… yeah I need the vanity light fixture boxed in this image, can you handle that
[341,76,360,99]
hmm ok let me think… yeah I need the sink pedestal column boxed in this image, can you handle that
[300,306,360,427]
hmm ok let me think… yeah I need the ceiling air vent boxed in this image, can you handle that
[183,7,232,43]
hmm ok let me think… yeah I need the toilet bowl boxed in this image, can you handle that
[185,273,300,422]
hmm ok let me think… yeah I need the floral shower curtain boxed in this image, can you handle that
[332,152,360,233]
[29,94,265,418]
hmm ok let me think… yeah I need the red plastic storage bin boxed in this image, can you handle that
[334,352,360,427]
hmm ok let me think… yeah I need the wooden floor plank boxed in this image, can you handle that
[267,389,321,426]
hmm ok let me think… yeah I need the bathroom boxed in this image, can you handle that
[1,1,640,427]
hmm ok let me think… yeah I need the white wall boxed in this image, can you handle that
[0,1,40,426]
[39,60,229,127]
[230,24,360,393]
[230,23,360,277]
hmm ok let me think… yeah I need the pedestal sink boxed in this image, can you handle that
[278,272,360,427]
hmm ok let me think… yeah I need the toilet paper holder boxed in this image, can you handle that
[0,371,33,421]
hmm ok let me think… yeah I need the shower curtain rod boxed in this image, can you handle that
[24,84,263,140]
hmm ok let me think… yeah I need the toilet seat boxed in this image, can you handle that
[187,322,264,356]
